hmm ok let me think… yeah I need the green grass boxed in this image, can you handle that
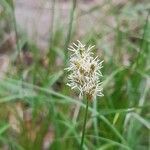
[0,0,149,150]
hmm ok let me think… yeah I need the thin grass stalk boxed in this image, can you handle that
[49,0,56,54]
[132,10,149,69]
[93,99,99,145]
[10,0,23,91]
[49,0,55,47]
[80,98,89,150]
[49,95,61,149]
[10,0,21,60]
[64,0,77,65]
[47,0,56,71]
[139,10,149,51]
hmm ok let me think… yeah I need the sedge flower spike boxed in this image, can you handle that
[65,40,103,100]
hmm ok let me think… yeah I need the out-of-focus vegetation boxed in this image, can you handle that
[0,0,149,149]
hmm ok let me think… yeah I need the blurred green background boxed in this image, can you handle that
[0,0,149,149]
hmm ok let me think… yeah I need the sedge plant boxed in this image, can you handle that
[65,40,103,149]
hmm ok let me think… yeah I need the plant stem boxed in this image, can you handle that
[132,10,149,69]
[93,99,99,145]
[80,99,89,150]
[11,0,21,60]
[64,0,77,65]
[49,0,56,49]
[47,0,56,71]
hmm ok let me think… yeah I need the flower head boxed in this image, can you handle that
[65,40,103,100]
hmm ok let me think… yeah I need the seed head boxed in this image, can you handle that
[65,40,103,100]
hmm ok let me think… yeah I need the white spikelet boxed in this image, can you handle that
[65,40,103,100]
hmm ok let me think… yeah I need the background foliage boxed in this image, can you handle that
[0,0,149,149]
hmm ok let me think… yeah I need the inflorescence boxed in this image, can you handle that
[65,40,103,100]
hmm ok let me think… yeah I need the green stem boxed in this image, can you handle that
[132,10,149,69]
[93,99,99,145]
[47,0,56,72]
[11,0,21,60]
[64,0,77,65]
[80,99,89,150]
[10,0,23,89]
[49,0,56,49]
